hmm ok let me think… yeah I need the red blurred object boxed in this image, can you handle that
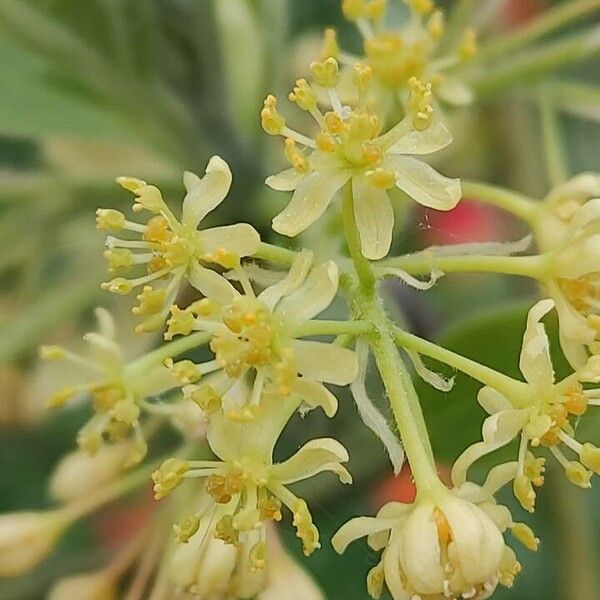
[94,487,156,549]
[502,0,545,26]
[420,200,504,247]
[372,463,452,508]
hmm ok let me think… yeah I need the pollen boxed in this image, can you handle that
[173,514,200,543]
[132,286,166,316]
[186,385,221,413]
[365,167,396,189]
[292,499,320,556]
[96,208,125,230]
[249,541,267,571]
[407,76,433,131]
[152,458,190,500]
[514,474,536,513]
[261,94,285,135]
[565,461,592,488]
[289,79,317,112]
[165,359,202,385]
[165,305,196,340]
[104,248,134,274]
[101,278,133,295]
[284,139,309,174]
[362,141,382,165]
[511,523,539,552]
[309,57,340,88]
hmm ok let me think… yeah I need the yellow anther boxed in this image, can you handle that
[365,0,387,20]
[498,548,522,588]
[316,132,337,153]
[92,385,122,411]
[342,0,367,21]
[116,176,146,193]
[249,541,267,571]
[514,474,536,513]
[511,523,539,552]
[77,429,103,454]
[289,78,317,112]
[104,248,134,274]
[187,385,221,413]
[565,461,592,488]
[164,236,194,267]
[580,443,600,474]
[39,345,65,360]
[365,167,396,189]
[292,499,320,556]
[433,508,452,546]
[361,141,382,165]
[284,138,310,174]
[406,0,433,15]
[152,458,190,500]
[47,386,77,409]
[206,472,245,504]
[348,111,380,140]
[134,314,165,334]
[310,57,340,88]
[96,208,125,230]
[132,184,164,214]
[214,247,239,269]
[261,94,285,135]
[367,562,385,599]
[166,359,202,385]
[407,76,433,131]
[353,63,373,94]
[173,515,200,543]
[112,398,140,425]
[459,28,478,61]
[523,452,545,487]
[101,278,133,295]
[143,215,172,244]
[258,496,282,522]
[133,286,166,316]
[324,112,345,135]
[320,27,339,60]
[165,305,195,340]
[428,10,445,39]
[189,297,218,316]
[214,515,239,544]
[564,384,588,416]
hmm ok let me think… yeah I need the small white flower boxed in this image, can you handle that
[332,486,516,600]
[166,251,358,420]
[451,299,600,511]
[262,67,461,260]
[97,156,260,332]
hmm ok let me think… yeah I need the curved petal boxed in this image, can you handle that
[276,261,338,323]
[199,224,260,259]
[271,438,351,484]
[182,156,233,227]
[272,169,351,237]
[352,178,394,260]
[407,350,454,392]
[265,168,305,191]
[482,462,519,495]
[331,517,394,554]
[188,263,239,305]
[477,386,513,415]
[519,299,555,388]
[436,79,474,107]
[481,409,528,445]
[386,155,461,211]
[555,234,600,279]
[387,119,453,155]
[258,249,313,310]
[383,529,412,600]
[293,340,359,385]
[292,378,338,418]
[546,172,600,206]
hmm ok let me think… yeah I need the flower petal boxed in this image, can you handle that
[331,517,394,554]
[188,263,239,305]
[352,177,394,260]
[276,261,338,323]
[387,155,461,211]
[293,340,359,385]
[477,386,513,415]
[292,377,338,417]
[199,224,260,260]
[519,299,555,389]
[271,438,351,484]
[383,528,412,600]
[387,119,453,155]
[436,78,474,107]
[181,156,232,227]
[265,168,305,191]
[272,169,351,236]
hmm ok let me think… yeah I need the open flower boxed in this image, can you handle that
[41,309,176,465]
[262,60,460,259]
[97,156,260,332]
[332,482,522,600]
[156,394,351,597]
[336,0,477,113]
[165,251,358,420]
[533,174,600,367]
[451,299,600,512]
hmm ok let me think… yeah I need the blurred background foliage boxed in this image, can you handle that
[0,0,600,598]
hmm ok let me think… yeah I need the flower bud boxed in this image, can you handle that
[47,570,117,600]
[0,510,67,576]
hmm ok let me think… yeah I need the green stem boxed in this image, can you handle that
[126,331,212,378]
[469,29,600,97]
[475,0,600,63]
[461,180,538,223]
[253,242,296,265]
[392,327,527,403]
[539,87,568,186]
[292,319,374,338]
[377,253,549,280]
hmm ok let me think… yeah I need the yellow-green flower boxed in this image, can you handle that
[534,174,600,367]
[165,251,358,420]
[451,299,600,512]
[97,156,260,332]
[41,309,175,465]
[262,63,460,259]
